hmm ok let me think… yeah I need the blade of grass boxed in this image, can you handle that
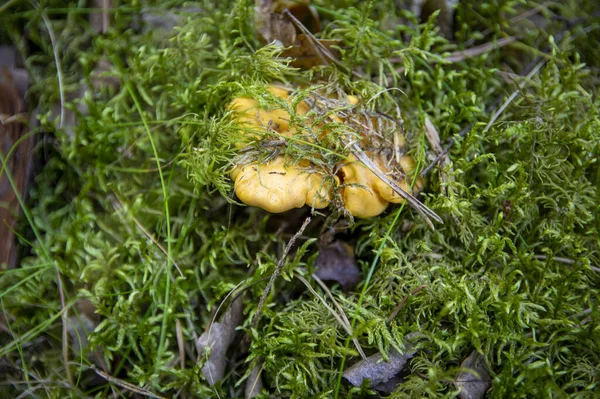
[333,129,427,398]
[0,307,67,358]
[124,80,174,380]
[1,298,30,389]
[0,135,72,383]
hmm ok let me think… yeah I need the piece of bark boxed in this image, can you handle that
[314,240,361,292]
[343,336,419,388]
[0,47,35,269]
[196,297,244,386]
[454,351,492,399]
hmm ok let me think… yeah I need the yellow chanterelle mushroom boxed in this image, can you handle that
[339,153,425,218]
[229,84,425,218]
[228,85,309,144]
[230,156,332,213]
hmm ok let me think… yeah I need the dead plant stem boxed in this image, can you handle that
[251,216,312,328]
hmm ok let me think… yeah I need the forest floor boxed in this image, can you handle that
[0,1,599,398]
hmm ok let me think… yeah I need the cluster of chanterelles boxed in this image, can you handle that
[229,85,428,219]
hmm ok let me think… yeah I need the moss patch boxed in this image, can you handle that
[0,0,599,397]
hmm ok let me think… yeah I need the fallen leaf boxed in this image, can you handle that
[255,0,297,46]
[454,351,492,399]
[255,0,337,69]
[196,297,244,386]
[271,0,320,32]
[314,240,360,291]
[343,334,419,388]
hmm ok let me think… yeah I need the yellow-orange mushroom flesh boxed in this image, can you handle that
[340,153,425,218]
[231,156,332,213]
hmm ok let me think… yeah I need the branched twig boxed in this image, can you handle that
[421,124,471,178]
[251,216,312,328]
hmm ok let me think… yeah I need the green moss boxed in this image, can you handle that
[0,0,599,397]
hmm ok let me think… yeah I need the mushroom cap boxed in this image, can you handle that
[228,85,309,141]
[228,85,426,218]
[340,153,425,218]
[339,155,389,218]
[231,156,333,213]
[376,155,425,204]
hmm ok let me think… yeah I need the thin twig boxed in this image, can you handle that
[343,139,442,229]
[534,255,575,265]
[420,124,471,178]
[111,192,183,277]
[445,37,518,63]
[251,217,312,328]
[394,37,518,76]
[245,361,264,398]
[297,273,367,360]
[387,285,428,323]
[90,365,168,399]
[483,59,546,134]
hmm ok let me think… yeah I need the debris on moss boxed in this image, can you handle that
[0,0,599,398]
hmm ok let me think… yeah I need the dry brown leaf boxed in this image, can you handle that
[255,0,338,69]
[413,0,457,38]
[271,0,320,32]
[343,334,420,388]
[255,0,297,46]
[314,240,361,292]
[454,351,492,399]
